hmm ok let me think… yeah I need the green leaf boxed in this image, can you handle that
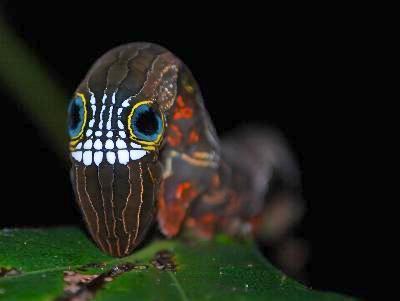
[0,227,355,301]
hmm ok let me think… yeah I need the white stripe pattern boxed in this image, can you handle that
[71,93,148,165]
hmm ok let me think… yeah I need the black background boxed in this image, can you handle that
[0,2,378,300]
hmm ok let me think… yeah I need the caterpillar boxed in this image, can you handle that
[68,43,301,257]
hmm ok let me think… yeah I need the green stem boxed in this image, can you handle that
[0,17,67,159]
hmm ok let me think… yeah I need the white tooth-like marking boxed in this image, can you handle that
[99,94,107,129]
[95,131,102,137]
[72,151,82,162]
[116,139,127,149]
[106,131,113,138]
[106,152,116,164]
[106,106,113,130]
[88,104,96,129]
[105,139,114,150]
[118,150,129,164]
[99,104,106,129]
[90,94,96,105]
[83,151,93,165]
[130,142,142,149]
[83,139,93,149]
[94,139,102,150]
[117,108,123,116]
[76,142,82,150]
[94,151,103,166]
[86,129,93,137]
[118,120,124,129]
[130,149,147,160]
[112,92,116,104]
[119,131,126,138]
[122,98,130,107]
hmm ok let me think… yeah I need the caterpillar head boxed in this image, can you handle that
[68,43,180,256]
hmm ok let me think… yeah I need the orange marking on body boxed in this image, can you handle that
[175,182,191,199]
[157,182,185,237]
[173,95,193,120]
[175,181,197,201]
[167,124,182,147]
[157,180,199,238]
[177,95,185,106]
[173,108,193,120]
[189,129,200,144]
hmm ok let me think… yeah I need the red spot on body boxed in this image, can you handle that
[188,129,199,144]
[173,95,193,120]
[175,182,193,199]
[177,95,185,106]
[174,108,193,120]
[157,180,199,237]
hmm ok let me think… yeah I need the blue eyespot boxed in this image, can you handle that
[130,104,163,142]
[67,94,86,139]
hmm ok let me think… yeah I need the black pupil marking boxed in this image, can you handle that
[69,101,81,131]
[135,108,159,135]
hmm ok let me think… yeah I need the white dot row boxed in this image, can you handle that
[75,140,141,151]
[85,130,127,138]
[71,149,147,166]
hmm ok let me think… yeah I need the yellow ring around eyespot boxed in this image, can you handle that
[127,100,165,150]
[69,92,88,150]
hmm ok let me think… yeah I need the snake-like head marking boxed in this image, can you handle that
[67,43,180,257]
